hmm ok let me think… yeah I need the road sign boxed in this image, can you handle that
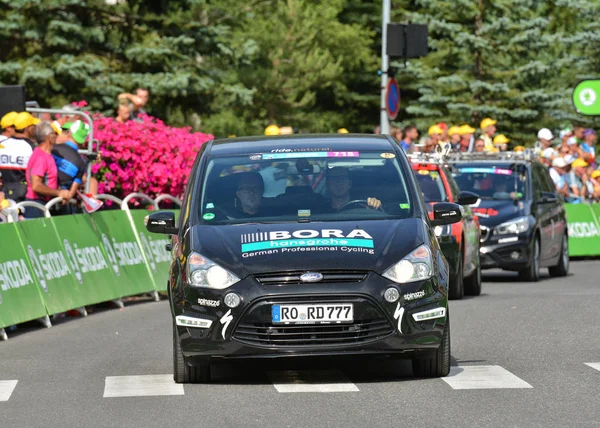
[573,79,600,115]
[386,78,400,120]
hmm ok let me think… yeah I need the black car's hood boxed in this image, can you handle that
[472,199,528,227]
[190,219,428,277]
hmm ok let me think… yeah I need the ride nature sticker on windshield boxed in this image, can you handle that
[262,151,359,160]
[458,167,513,175]
[239,229,374,258]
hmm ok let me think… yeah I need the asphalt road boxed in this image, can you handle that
[1,261,600,428]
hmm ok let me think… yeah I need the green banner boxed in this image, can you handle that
[90,210,156,297]
[573,79,600,116]
[52,214,122,305]
[127,209,179,292]
[565,204,600,256]
[590,204,600,227]
[0,223,48,329]
[16,217,87,315]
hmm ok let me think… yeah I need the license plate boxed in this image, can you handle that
[271,304,354,324]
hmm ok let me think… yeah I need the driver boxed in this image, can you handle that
[324,167,381,211]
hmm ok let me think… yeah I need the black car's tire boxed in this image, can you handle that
[549,234,569,277]
[518,236,540,282]
[412,316,451,378]
[173,324,211,383]
[464,262,482,296]
[448,253,464,300]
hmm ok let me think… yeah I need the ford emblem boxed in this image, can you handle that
[300,272,323,283]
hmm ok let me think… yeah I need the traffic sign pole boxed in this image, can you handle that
[379,0,390,135]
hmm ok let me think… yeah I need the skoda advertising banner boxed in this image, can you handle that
[16,217,88,315]
[90,210,157,297]
[52,214,122,305]
[565,204,600,256]
[0,223,47,329]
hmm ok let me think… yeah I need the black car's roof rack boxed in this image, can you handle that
[444,150,536,163]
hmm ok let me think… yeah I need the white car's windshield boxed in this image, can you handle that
[198,150,413,224]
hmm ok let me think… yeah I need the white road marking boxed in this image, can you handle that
[0,380,18,401]
[442,365,533,390]
[103,375,184,398]
[267,370,359,393]
[585,363,600,372]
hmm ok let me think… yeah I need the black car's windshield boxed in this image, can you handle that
[198,150,413,224]
[414,169,447,202]
[452,164,527,200]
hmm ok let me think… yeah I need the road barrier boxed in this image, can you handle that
[0,193,181,340]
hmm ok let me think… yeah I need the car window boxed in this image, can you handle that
[413,169,447,202]
[531,164,545,200]
[538,164,557,194]
[197,151,414,225]
[452,164,528,200]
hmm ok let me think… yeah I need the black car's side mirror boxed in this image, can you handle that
[457,191,479,206]
[431,202,463,226]
[145,211,179,235]
[540,192,558,204]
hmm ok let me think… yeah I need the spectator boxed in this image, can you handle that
[390,126,402,142]
[581,129,596,166]
[13,112,39,148]
[565,158,589,200]
[399,125,418,152]
[1,111,18,138]
[52,121,90,215]
[549,157,570,197]
[448,126,461,149]
[118,88,149,120]
[116,100,133,123]
[591,170,600,201]
[0,112,36,202]
[537,128,556,160]
[24,122,69,218]
[54,104,81,128]
[479,118,497,152]
[573,124,585,144]
[493,134,509,152]
[437,122,449,145]
[428,125,443,147]
[457,124,475,152]
[473,138,486,152]
[418,136,435,153]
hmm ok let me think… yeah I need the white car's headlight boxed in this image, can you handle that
[495,216,529,235]
[186,252,240,289]
[382,244,432,283]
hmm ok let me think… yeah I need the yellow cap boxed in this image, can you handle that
[428,125,443,136]
[458,124,476,135]
[337,128,349,134]
[264,124,280,136]
[592,170,600,179]
[50,122,62,134]
[13,112,41,130]
[480,118,497,129]
[1,111,18,129]
[514,146,525,152]
[493,134,510,144]
[572,158,589,168]
[448,126,460,136]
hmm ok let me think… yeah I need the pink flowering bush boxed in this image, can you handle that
[90,114,213,200]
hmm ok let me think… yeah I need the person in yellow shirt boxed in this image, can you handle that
[480,118,497,152]
[458,124,476,152]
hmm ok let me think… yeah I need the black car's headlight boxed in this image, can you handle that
[382,244,432,283]
[495,216,529,235]
[186,252,240,289]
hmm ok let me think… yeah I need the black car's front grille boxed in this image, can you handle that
[234,319,392,347]
[232,295,394,348]
[254,270,368,285]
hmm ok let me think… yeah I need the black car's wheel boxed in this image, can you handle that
[464,262,482,296]
[549,233,569,277]
[173,324,211,383]
[448,252,464,300]
[412,316,451,378]
[519,236,540,282]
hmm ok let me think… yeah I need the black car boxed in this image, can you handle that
[447,152,569,281]
[145,134,465,383]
